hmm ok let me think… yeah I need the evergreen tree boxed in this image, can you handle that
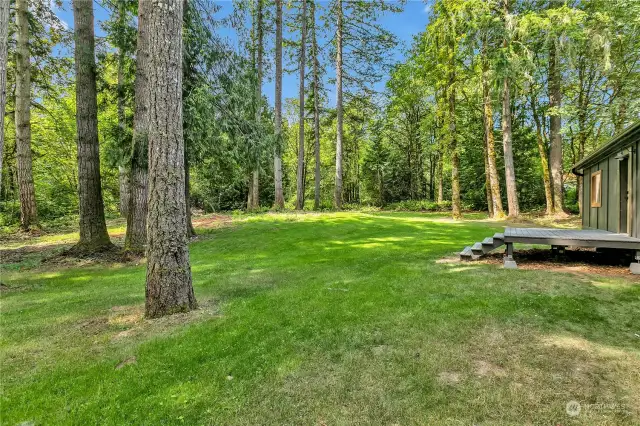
[143,0,196,318]
[72,0,112,252]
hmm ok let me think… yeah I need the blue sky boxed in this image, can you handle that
[54,0,430,107]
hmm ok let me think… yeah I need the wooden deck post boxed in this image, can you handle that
[631,250,640,275]
[504,242,517,269]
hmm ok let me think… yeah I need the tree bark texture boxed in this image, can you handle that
[73,0,111,250]
[117,13,129,219]
[0,0,9,194]
[273,0,285,210]
[448,38,461,219]
[501,0,519,217]
[483,123,494,218]
[312,0,321,211]
[16,0,38,230]
[548,39,564,213]
[334,0,343,209]
[295,0,307,210]
[482,57,504,218]
[502,75,519,217]
[185,147,195,238]
[125,0,150,253]
[143,0,196,319]
[248,0,263,211]
[119,166,130,217]
[531,94,553,215]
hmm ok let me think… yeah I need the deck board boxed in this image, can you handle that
[504,227,640,250]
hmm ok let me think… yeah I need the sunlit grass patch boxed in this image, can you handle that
[1,212,638,424]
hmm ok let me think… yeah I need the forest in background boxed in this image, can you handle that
[1,0,639,231]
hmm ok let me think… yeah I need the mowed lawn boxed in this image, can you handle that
[1,212,639,425]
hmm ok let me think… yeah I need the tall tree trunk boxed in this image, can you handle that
[248,0,263,211]
[531,93,553,215]
[0,0,9,194]
[72,0,111,251]
[125,0,149,253]
[295,0,307,210]
[436,149,443,203]
[185,148,195,238]
[501,0,519,217]
[116,8,129,219]
[143,0,196,319]
[548,38,564,214]
[482,53,505,218]
[434,87,443,204]
[334,0,343,210]
[448,41,461,219]
[118,166,130,217]
[15,0,38,230]
[483,121,494,218]
[312,0,321,211]
[182,0,196,238]
[273,0,285,210]
[502,75,519,217]
[576,62,586,217]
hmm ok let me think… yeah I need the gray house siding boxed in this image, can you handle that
[574,122,640,237]
[630,140,640,237]
[581,140,639,235]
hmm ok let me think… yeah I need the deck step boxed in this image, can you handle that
[459,246,480,261]
[482,237,494,246]
[471,242,484,254]
[460,233,507,260]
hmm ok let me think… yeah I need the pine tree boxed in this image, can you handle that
[72,0,112,251]
[247,0,263,211]
[125,0,149,253]
[334,0,344,209]
[311,0,321,210]
[481,42,504,218]
[143,0,196,318]
[500,0,519,217]
[548,37,564,214]
[296,0,307,210]
[273,0,285,209]
[0,0,8,194]
[15,0,38,230]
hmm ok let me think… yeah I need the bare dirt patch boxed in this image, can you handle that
[1,242,69,264]
[192,214,233,230]
[482,248,639,279]
[437,371,463,385]
[108,299,221,342]
[474,360,507,378]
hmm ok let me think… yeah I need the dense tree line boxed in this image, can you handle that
[0,0,638,239]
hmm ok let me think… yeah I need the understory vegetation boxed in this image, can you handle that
[2,213,639,424]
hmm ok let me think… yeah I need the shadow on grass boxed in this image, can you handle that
[1,212,638,424]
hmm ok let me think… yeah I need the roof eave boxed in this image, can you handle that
[572,121,640,174]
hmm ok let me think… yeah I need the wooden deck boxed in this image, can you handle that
[504,227,640,250]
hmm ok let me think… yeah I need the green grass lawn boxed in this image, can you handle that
[1,212,639,425]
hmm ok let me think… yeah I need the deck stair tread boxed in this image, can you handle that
[471,242,484,252]
[459,246,480,261]
[482,237,494,246]
[460,233,507,260]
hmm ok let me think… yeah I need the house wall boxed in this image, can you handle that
[581,140,639,236]
[634,140,640,238]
